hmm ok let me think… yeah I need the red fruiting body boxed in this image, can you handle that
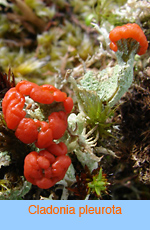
[109,42,118,52]
[2,88,22,115]
[109,23,148,55]
[48,111,68,139]
[63,97,74,113]
[53,91,67,102]
[16,80,36,95]
[46,142,68,156]
[2,88,26,129]
[2,80,73,144]
[40,84,58,93]
[24,150,71,189]
[2,80,74,189]
[30,85,54,104]
[35,121,53,148]
[51,155,71,178]
[15,118,38,144]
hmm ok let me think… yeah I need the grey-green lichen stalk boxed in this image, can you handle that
[0,0,149,200]
[70,27,139,109]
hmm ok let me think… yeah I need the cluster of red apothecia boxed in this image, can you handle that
[109,23,148,55]
[2,80,73,189]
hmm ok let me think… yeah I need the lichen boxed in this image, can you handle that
[0,0,149,200]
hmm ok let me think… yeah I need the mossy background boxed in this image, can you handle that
[0,0,150,200]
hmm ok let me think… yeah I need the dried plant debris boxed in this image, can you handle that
[0,69,15,99]
[120,75,150,184]
[0,0,150,200]
[0,178,32,200]
[0,112,33,198]
[0,151,11,169]
[115,73,150,185]
[67,158,110,200]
